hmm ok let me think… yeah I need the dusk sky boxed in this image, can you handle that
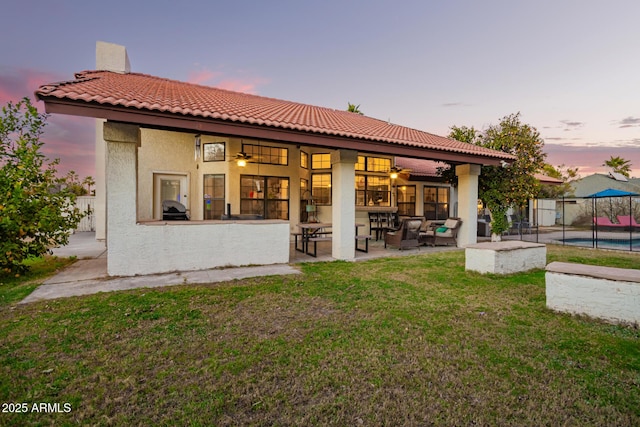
[2,1,639,179]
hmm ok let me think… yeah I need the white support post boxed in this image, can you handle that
[331,149,358,260]
[455,164,481,247]
[103,122,140,275]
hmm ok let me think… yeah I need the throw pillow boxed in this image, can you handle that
[436,226,448,233]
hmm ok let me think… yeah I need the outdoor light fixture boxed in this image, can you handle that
[234,151,251,167]
[194,134,201,160]
[389,166,405,180]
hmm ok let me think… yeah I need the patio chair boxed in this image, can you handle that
[368,212,384,241]
[507,214,521,235]
[616,215,640,230]
[421,217,462,246]
[593,217,625,229]
[384,217,423,250]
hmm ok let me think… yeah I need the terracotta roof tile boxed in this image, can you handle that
[36,70,513,160]
[395,157,447,177]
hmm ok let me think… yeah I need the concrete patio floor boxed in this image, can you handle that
[20,232,461,304]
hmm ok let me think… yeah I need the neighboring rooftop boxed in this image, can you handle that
[35,70,514,165]
[395,157,447,178]
[570,173,640,198]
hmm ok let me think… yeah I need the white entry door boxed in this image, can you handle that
[154,173,189,219]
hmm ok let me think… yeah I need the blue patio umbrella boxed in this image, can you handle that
[586,188,638,250]
[586,188,639,198]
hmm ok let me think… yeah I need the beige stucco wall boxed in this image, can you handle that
[137,129,199,220]
[134,127,454,238]
[136,129,307,231]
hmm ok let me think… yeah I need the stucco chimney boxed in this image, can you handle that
[96,41,130,73]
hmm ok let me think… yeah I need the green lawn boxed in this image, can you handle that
[1,246,639,426]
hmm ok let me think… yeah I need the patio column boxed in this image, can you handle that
[103,122,140,275]
[455,164,481,247]
[331,149,358,260]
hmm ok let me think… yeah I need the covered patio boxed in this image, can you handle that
[35,42,513,276]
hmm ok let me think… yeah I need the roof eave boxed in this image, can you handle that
[37,96,513,166]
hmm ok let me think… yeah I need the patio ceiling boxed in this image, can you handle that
[35,70,515,166]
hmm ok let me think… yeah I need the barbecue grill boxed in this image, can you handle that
[162,200,189,220]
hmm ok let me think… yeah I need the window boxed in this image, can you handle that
[311,173,332,205]
[366,157,391,173]
[355,155,365,171]
[397,185,416,216]
[203,142,225,162]
[240,175,289,219]
[300,178,311,221]
[355,174,390,207]
[300,151,309,169]
[423,186,449,220]
[203,174,225,219]
[242,143,288,166]
[311,153,331,169]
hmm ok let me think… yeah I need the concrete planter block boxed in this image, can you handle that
[546,262,640,325]
[465,241,546,274]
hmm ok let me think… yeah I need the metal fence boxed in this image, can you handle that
[500,195,640,252]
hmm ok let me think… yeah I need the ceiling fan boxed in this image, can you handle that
[390,165,411,178]
[231,151,252,167]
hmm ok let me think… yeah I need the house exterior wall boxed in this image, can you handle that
[105,123,290,276]
[531,199,557,226]
[138,129,198,220]
[105,123,463,276]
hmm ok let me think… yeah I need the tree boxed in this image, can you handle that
[438,125,482,186]
[603,155,632,178]
[0,98,84,275]
[446,113,546,238]
[83,176,95,196]
[537,163,579,198]
[480,113,546,236]
[64,170,88,196]
[347,102,363,115]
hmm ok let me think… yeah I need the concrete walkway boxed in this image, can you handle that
[20,232,301,304]
[22,231,461,304]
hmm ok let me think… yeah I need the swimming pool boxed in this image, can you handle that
[561,237,640,251]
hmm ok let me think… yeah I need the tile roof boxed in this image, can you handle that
[534,173,563,185]
[395,157,446,177]
[36,70,513,161]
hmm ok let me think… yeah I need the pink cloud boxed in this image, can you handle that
[544,143,640,179]
[0,67,67,111]
[41,115,96,178]
[1,67,95,177]
[216,78,269,94]
[186,66,268,94]
[187,69,222,85]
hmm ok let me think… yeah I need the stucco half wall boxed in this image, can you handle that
[108,221,290,276]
